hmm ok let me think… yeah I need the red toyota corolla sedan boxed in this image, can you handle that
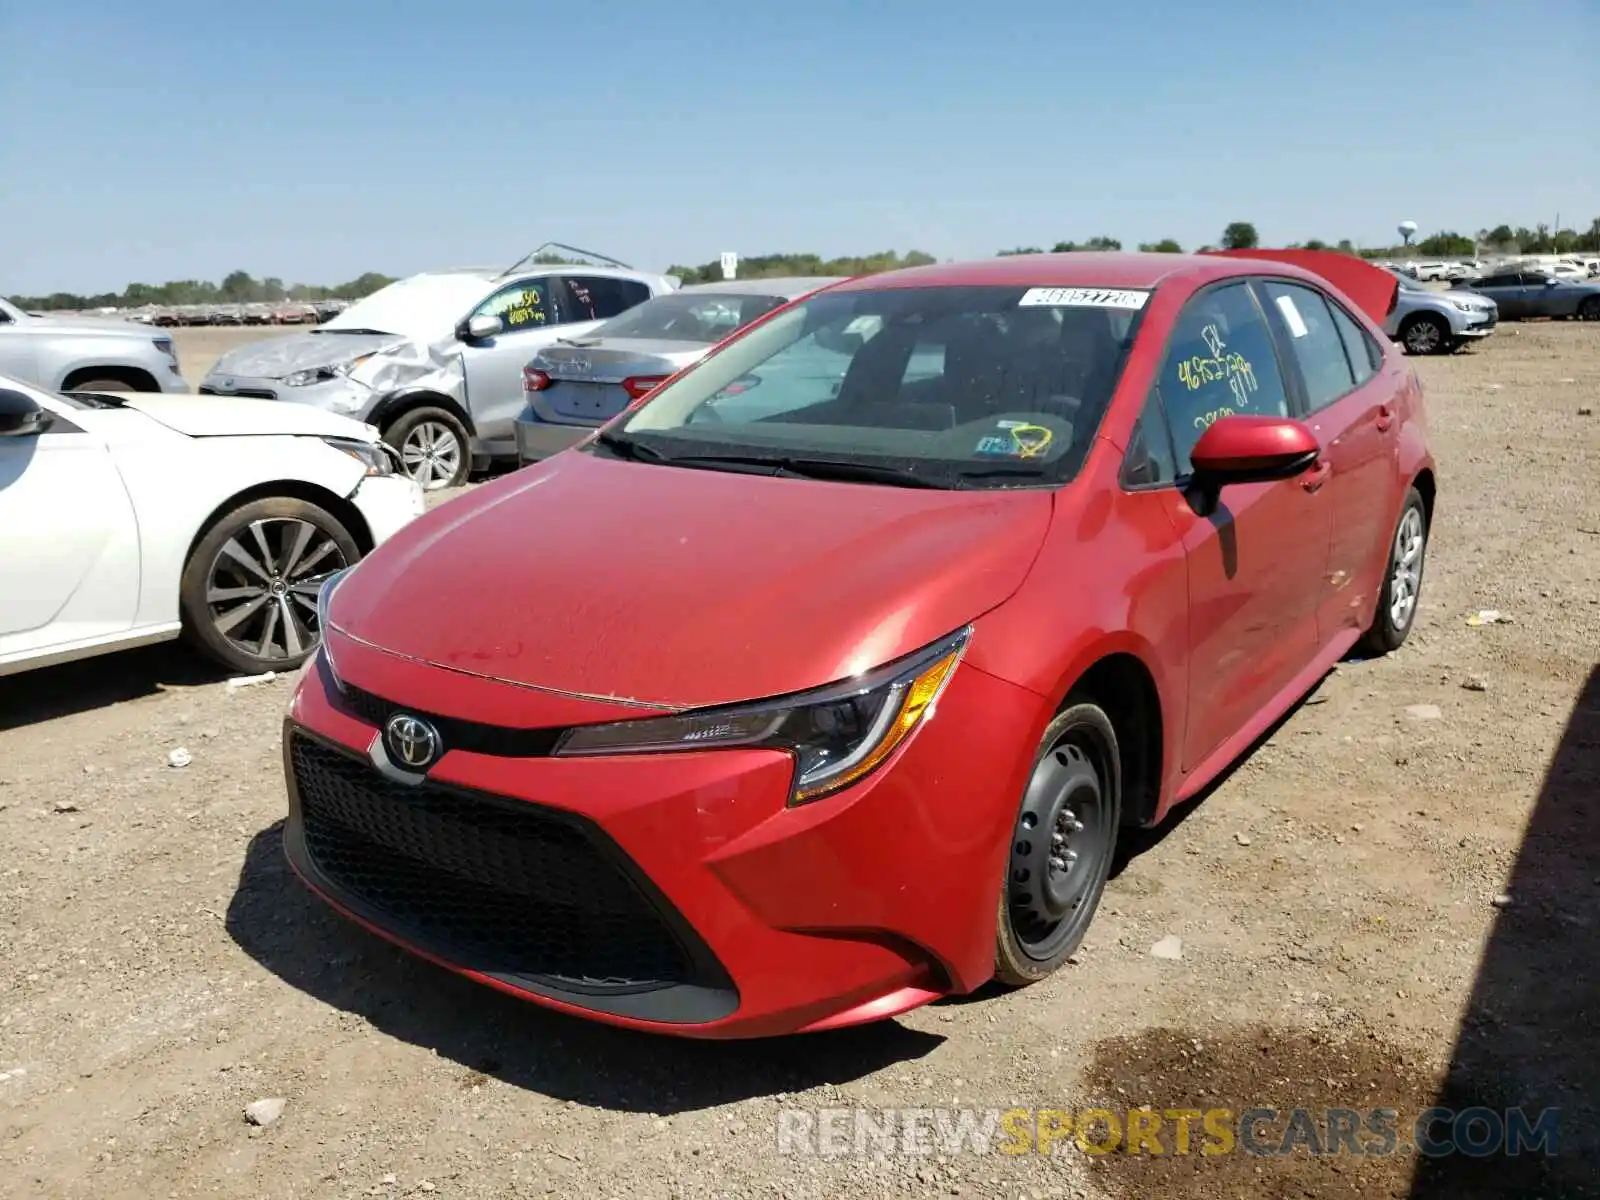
[281,250,1434,1038]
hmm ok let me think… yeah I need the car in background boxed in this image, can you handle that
[0,375,423,678]
[1402,261,1450,281]
[200,251,677,490]
[1460,270,1600,320]
[282,249,1435,1038]
[0,296,188,393]
[513,277,844,462]
[1384,269,1497,354]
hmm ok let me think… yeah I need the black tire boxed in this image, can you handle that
[1399,314,1450,356]
[383,406,470,491]
[1578,297,1600,321]
[1359,486,1428,656]
[67,377,137,393]
[180,496,360,674]
[994,703,1122,986]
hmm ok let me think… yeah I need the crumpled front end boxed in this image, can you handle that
[200,332,466,420]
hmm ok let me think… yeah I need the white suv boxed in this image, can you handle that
[200,256,677,489]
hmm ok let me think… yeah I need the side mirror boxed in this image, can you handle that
[460,314,503,341]
[1186,415,1319,515]
[0,388,49,437]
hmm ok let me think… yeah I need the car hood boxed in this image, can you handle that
[205,331,408,379]
[118,394,378,439]
[1440,289,1496,308]
[21,313,159,338]
[329,451,1054,709]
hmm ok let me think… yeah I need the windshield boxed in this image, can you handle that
[318,274,492,340]
[612,284,1148,489]
[589,291,792,344]
[1391,271,1427,292]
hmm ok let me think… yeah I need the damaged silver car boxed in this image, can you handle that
[199,247,677,489]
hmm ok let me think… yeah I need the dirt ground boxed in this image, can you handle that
[2,322,1597,1199]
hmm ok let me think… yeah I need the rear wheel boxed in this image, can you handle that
[384,406,470,491]
[1359,487,1428,655]
[994,703,1121,985]
[1400,314,1450,355]
[180,496,359,674]
[1579,297,1600,321]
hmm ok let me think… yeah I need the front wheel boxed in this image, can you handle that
[994,703,1122,985]
[1400,314,1450,355]
[385,406,470,491]
[1578,297,1600,321]
[1359,487,1428,655]
[180,496,360,674]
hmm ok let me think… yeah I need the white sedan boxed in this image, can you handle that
[0,375,425,677]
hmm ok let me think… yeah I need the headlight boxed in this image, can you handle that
[322,437,395,476]
[152,337,178,364]
[553,627,970,805]
[283,353,375,388]
[1447,300,1477,313]
[314,568,353,691]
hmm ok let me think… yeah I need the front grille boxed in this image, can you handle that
[288,732,693,991]
[337,685,561,757]
[199,385,277,399]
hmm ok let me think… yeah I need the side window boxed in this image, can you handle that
[560,276,652,322]
[1121,389,1178,487]
[1259,281,1355,412]
[1328,300,1379,385]
[1155,282,1290,473]
[472,279,550,332]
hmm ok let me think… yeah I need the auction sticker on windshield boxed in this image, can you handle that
[1018,287,1150,310]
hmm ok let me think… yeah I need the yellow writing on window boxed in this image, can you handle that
[491,290,547,329]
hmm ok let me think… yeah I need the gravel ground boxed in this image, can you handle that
[2,322,1597,1200]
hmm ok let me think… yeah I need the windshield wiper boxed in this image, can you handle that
[310,326,391,336]
[953,464,1051,485]
[593,429,669,462]
[660,453,944,489]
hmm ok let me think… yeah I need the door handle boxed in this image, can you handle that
[1301,460,1332,493]
[1374,405,1394,432]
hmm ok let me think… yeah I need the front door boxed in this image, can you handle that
[457,276,569,452]
[1150,282,1334,773]
[0,393,140,658]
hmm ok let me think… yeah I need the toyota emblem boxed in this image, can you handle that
[384,713,442,770]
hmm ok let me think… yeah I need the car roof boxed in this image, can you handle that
[678,276,847,298]
[423,264,663,284]
[827,252,1255,293]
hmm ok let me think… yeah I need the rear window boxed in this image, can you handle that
[593,292,791,344]
[617,284,1150,488]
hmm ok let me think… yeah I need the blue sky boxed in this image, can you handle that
[3,0,1596,294]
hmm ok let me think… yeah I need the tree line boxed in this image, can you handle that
[11,219,1598,312]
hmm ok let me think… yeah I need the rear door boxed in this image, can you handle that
[1256,279,1400,642]
[1472,273,1525,318]
[1149,281,1334,773]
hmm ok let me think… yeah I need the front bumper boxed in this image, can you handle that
[200,371,376,418]
[513,411,591,463]
[1452,310,1497,338]
[350,473,425,544]
[281,632,1045,1037]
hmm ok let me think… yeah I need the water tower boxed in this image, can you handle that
[1399,220,1418,246]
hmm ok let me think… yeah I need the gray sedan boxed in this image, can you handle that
[513,277,844,462]
[1460,271,1600,321]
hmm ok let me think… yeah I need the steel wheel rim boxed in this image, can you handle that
[400,421,462,490]
[1407,321,1441,353]
[1389,506,1425,630]
[206,518,349,662]
[1007,731,1113,961]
